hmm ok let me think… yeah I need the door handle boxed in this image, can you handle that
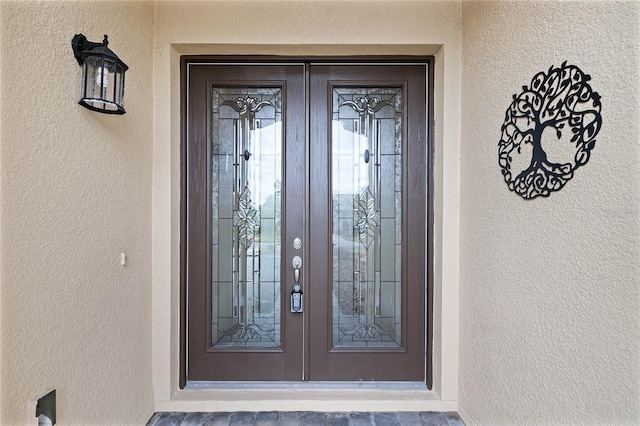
[291,256,303,313]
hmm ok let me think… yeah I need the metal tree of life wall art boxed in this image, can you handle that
[498,62,602,199]
[210,87,282,349]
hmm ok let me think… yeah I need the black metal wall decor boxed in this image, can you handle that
[498,62,602,199]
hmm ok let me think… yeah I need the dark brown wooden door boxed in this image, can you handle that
[307,65,426,380]
[185,62,426,382]
[186,64,305,380]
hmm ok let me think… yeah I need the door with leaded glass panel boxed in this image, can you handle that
[308,65,426,380]
[185,62,427,382]
[186,64,305,381]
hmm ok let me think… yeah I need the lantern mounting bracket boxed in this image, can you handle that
[72,34,105,65]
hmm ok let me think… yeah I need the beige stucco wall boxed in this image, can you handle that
[152,0,462,412]
[459,1,640,425]
[0,1,154,425]
[1,0,638,424]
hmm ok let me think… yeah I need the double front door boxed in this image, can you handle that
[185,61,427,382]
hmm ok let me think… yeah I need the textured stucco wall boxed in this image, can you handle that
[7,1,636,423]
[459,1,640,425]
[153,0,462,411]
[0,1,154,425]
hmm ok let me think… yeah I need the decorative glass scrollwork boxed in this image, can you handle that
[210,88,282,348]
[219,322,274,341]
[356,187,377,248]
[236,186,257,248]
[340,94,392,115]
[222,95,273,116]
[341,323,395,341]
[331,88,402,349]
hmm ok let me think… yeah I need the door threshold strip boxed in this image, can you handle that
[184,381,428,391]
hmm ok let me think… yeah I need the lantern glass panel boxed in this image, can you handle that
[79,56,126,114]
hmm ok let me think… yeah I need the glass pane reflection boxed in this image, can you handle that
[211,87,282,349]
[331,88,403,349]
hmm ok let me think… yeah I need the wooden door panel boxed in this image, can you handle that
[186,64,305,381]
[308,65,426,381]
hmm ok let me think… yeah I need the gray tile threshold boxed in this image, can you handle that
[147,411,465,425]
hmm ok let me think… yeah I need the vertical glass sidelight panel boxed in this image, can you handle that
[211,87,282,349]
[331,88,403,349]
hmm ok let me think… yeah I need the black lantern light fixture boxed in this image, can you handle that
[72,34,128,114]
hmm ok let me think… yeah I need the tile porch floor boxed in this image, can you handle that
[146,411,465,425]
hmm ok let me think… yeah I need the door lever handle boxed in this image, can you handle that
[292,255,302,282]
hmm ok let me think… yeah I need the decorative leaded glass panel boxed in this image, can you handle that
[211,87,282,349]
[331,87,403,349]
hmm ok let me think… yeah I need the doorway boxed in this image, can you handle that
[183,60,430,383]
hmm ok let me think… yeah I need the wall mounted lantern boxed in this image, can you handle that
[72,34,128,114]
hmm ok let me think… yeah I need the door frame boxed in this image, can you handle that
[180,56,435,389]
